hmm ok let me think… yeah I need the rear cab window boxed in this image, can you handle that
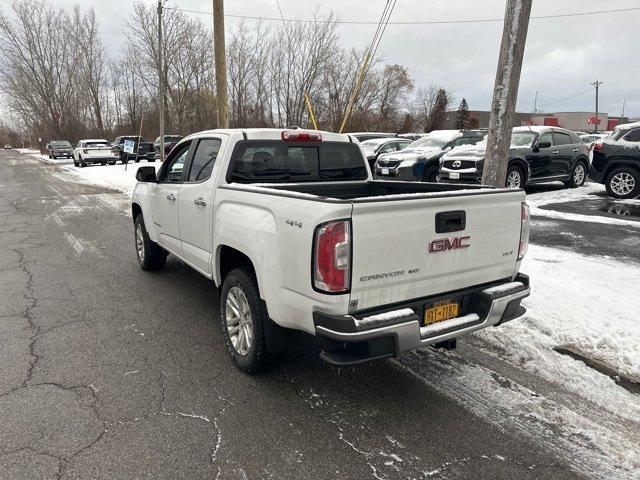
[227,141,367,183]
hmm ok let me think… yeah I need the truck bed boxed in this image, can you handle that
[222,180,513,202]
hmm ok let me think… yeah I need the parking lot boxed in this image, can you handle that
[1,150,638,479]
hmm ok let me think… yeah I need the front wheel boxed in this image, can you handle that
[219,267,276,373]
[505,165,524,188]
[564,161,587,188]
[605,167,640,199]
[134,214,167,270]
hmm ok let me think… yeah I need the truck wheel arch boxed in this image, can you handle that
[217,245,258,292]
[132,203,142,221]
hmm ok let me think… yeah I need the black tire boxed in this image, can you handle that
[79,157,85,167]
[134,214,167,271]
[109,161,116,165]
[52,155,57,159]
[605,167,640,199]
[73,160,79,167]
[505,165,525,188]
[422,164,439,183]
[219,267,275,373]
[564,161,587,188]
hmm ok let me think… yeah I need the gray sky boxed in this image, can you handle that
[2,0,640,117]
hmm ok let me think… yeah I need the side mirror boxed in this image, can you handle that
[136,166,157,182]
[537,140,552,149]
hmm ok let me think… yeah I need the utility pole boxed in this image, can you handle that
[213,0,229,128]
[482,0,532,187]
[157,0,165,162]
[590,81,602,133]
[621,98,626,124]
[533,91,538,114]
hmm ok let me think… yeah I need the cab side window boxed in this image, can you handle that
[188,138,221,182]
[159,141,191,183]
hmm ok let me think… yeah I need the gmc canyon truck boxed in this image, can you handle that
[131,128,531,372]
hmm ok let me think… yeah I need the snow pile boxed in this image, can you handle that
[60,163,159,196]
[478,243,640,388]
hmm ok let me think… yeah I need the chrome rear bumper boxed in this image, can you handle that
[314,275,530,366]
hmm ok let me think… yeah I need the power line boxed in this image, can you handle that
[162,5,640,26]
[537,88,593,109]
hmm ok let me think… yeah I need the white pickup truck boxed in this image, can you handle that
[132,128,531,372]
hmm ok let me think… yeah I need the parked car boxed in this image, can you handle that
[349,132,396,142]
[46,140,73,159]
[375,130,486,182]
[3,144,12,150]
[589,122,640,199]
[153,135,183,159]
[439,126,590,189]
[131,128,530,372]
[580,133,609,145]
[397,133,424,141]
[112,136,155,164]
[360,137,412,171]
[73,139,118,167]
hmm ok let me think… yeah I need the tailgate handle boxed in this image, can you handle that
[435,210,466,233]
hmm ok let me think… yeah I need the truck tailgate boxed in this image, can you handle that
[349,191,524,310]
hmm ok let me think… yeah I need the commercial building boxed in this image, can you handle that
[445,110,629,132]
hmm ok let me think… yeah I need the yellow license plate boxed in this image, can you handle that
[424,302,459,325]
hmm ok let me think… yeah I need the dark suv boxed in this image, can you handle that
[375,130,485,182]
[439,126,590,189]
[589,123,640,199]
[112,136,155,164]
[46,140,73,159]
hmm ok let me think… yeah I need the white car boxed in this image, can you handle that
[131,128,531,373]
[73,139,117,167]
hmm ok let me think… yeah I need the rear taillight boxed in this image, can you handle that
[282,130,322,142]
[518,202,530,260]
[313,220,350,293]
[593,141,603,152]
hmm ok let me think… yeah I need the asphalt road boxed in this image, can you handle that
[0,151,599,479]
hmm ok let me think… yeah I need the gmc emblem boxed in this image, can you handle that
[429,236,471,253]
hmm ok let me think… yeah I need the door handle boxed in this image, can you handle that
[194,197,207,206]
[572,148,579,152]
[166,193,176,201]
[552,150,559,154]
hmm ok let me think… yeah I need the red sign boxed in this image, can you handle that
[587,116,601,125]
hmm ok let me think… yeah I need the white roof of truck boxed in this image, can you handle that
[185,128,353,143]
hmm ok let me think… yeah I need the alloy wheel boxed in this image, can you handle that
[135,223,145,262]
[610,172,635,196]
[573,164,585,185]
[225,286,253,356]
[506,170,522,188]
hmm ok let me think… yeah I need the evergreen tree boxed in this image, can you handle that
[424,89,450,132]
[456,98,470,129]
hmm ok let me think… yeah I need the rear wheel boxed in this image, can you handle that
[134,214,167,270]
[505,165,524,188]
[100,161,106,166]
[220,267,277,373]
[564,161,587,188]
[422,164,438,183]
[78,156,85,167]
[605,167,640,199]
